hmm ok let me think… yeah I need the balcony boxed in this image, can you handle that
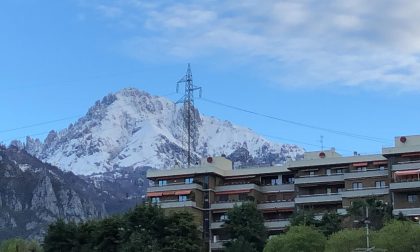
[215,183,258,192]
[343,169,388,179]
[211,201,245,210]
[295,174,344,185]
[158,200,196,209]
[257,201,295,210]
[210,221,225,229]
[210,241,227,250]
[264,219,290,229]
[295,193,342,204]
[260,183,295,193]
[147,182,202,192]
[392,162,420,171]
[390,180,420,191]
[341,187,389,198]
[393,207,420,216]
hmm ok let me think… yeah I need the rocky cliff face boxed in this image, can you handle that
[0,146,115,241]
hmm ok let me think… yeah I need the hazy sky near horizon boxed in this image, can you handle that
[1,0,420,156]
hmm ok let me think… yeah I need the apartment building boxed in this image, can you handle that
[384,136,420,217]
[147,156,295,251]
[146,135,420,251]
[290,149,389,217]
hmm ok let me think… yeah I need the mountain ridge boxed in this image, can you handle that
[15,88,304,175]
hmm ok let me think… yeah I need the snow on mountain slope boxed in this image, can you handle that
[20,88,304,175]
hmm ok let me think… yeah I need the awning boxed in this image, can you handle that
[215,190,250,195]
[402,152,420,157]
[147,192,163,197]
[373,161,388,165]
[175,190,192,195]
[353,162,368,167]
[395,170,420,176]
[162,191,176,196]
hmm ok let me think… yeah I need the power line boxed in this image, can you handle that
[199,97,390,144]
[0,115,82,134]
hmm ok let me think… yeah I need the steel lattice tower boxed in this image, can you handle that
[176,64,202,167]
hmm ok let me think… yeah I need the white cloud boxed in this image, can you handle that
[82,0,420,91]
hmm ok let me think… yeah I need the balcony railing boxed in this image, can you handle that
[210,240,228,250]
[392,161,420,171]
[392,207,420,216]
[260,183,295,192]
[390,179,420,190]
[295,174,344,184]
[257,200,295,210]
[343,169,388,179]
[211,200,249,210]
[157,200,197,208]
[264,219,290,229]
[215,182,294,193]
[341,187,389,198]
[210,219,290,230]
[295,193,342,204]
[147,182,202,192]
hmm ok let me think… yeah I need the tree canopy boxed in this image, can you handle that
[263,225,326,252]
[224,202,267,252]
[0,238,43,252]
[325,228,366,252]
[43,204,202,252]
[372,220,420,252]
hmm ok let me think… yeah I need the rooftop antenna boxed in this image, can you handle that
[175,64,202,168]
[320,135,324,151]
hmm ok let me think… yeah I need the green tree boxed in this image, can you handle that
[92,215,125,252]
[263,225,326,252]
[348,198,392,230]
[289,210,318,227]
[372,220,420,252]
[325,228,366,252]
[318,212,342,236]
[224,202,267,252]
[0,238,42,252]
[43,219,79,252]
[225,236,258,252]
[161,211,202,252]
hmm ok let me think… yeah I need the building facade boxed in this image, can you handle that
[146,135,420,251]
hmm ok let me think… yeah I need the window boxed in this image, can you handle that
[408,195,418,203]
[239,193,248,201]
[326,169,331,176]
[327,188,332,194]
[356,167,367,172]
[219,194,228,202]
[151,197,160,204]
[185,177,194,184]
[287,177,295,184]
[352,182,363,190]
[178,195,188,202]
[335,169,344,174]
[379,166,385,171]
[375,181,386,188]
[309,171,315,177]
[271,178,279,185]
[158,180,167,187]
[220,214,228,221]
[337,188,345,192]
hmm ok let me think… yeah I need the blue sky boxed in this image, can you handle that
[1,0,420,156]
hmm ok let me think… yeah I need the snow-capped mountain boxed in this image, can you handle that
[16,88,303,175]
